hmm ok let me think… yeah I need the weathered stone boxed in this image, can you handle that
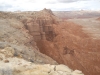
[4,59,9,63]
[20,70,49,75]
[73,70,82,74]
[72,70,84,75]
[49,71,60,75]
[1,47,15,57]
[41,32,46,40]
[56,64,72,72]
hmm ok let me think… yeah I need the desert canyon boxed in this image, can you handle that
[0,8,100,75]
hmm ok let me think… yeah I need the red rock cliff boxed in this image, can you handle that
[17,9,100,75]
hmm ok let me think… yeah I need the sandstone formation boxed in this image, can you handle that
[21,8,57,41]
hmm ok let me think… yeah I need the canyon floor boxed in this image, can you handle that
[0,9,100,75]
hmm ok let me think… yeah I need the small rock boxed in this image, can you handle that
[4,59,9,63]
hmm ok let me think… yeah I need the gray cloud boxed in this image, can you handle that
[0,4,12,11]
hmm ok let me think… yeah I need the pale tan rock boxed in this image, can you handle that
[43,64,56,72]
[63,72,71,75]
[72,73,84,75]
[31,71,49,75]
[56,64,72,72]
[18,69,49,75]
[49,71,60,75]
[50,65,56,71]
[73,70,82,74]
[57,71,64,74]
[1,47,15,57]
[72,70,84,75]
[57,71,72,75]
[32,65,51,73]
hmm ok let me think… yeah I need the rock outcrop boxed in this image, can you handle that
[21,8,57,41]
[2,9,100,75]
[0,12,57,64]
[0,46,84,75]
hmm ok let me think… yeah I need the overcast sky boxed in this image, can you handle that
[0,0,100,11]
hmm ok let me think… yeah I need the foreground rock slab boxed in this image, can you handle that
[0,46,84,75]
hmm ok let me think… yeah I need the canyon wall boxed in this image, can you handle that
[0,11,57,64]
[19,9,100,75]
[0,9,100,75]
[17,9,100,75]
[21,8,57,41]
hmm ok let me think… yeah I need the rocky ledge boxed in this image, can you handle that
[0,45,84,75]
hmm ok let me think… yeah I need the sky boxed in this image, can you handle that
[0,0,100,11]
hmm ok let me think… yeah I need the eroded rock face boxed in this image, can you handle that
[36,20,100,75]
[22,9,57,41]
[0,12,57,64]
[16,9,100,75]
